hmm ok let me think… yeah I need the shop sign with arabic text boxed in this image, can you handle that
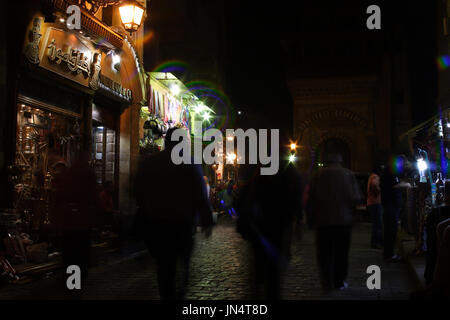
[38,27,100,89]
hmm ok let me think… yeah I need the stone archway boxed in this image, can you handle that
[296,108,370,143]
[296,112,367,173]
[289,77,379,174]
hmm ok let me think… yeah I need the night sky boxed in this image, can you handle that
[222,0,438,131]
[223,1,294,132]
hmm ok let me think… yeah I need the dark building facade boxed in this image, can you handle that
[281,1,438,174]
[143,0,226,90]
[438,0,450,107]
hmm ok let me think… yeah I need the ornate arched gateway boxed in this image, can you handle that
[287,77,385,174]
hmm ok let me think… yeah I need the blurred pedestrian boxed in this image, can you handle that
[55,151,99,299]
[307,153,361,292]
[99,181,120,232]
[218,180,236,218]
[203,176,211,199]
[367,167,383,249]
[380,157,403,262]
[134,127,213,300]
[235,146,303,300]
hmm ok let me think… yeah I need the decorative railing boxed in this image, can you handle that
[48,0,124,48]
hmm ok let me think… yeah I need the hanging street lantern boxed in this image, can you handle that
[119,0,145,33]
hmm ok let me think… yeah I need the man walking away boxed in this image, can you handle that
[308,153,362,292]
[134,127,213,300]
[235,149,303,300]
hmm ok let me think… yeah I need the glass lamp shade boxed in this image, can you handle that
[119,1,145,32]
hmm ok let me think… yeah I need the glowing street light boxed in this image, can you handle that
[195,103,206,113]
[119,0,145,33]
[288,154,296,163]
[290,143,297,151]
[202,112,211,122]
[227,153,237,162]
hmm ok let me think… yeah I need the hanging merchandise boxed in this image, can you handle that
[160,91,164,118]
[168,97,175,124]
[173,101,181,125]
[164,94,169,123]
[166,97,172,124]
[171,98,176,124]
[150,90,156,117]
[155,90,161,118]
[148,84,153,115]
[180,105,189,129]
[153,89,158,116]
[156,90,160,117]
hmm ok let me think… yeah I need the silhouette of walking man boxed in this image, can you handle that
[235,143,303,300]
[134,127,213,300]
[307,153,361,292]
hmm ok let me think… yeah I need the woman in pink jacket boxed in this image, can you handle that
[367,168,383,249]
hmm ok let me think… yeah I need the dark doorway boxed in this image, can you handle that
[316,138,351,169]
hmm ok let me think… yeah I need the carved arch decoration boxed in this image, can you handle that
[296,108,370,142]
[311,131,355,152]
[306,130,356,170]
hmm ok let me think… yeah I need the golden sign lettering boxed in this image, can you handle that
[99,74,132,100]
[47,38,91,76]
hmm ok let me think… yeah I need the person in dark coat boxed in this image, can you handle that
[133,127,213,300]
[55,151,99,298]
[307,153,362,292]
[380,159,403,262]
[235,153,303,300]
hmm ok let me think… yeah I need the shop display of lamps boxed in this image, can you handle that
[119,0,145,33]
[417,157,428,183]
[417,158,428,172]
[417,148,432,184]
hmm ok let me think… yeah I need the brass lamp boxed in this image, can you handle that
[119,0,145,33]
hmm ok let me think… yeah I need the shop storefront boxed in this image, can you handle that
[139,72,210,154]
[1,5,146,275]
[399,107,450,284]
[139,71,219,205]
[4,16,102,271]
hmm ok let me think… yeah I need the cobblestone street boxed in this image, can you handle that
[0,216,416,300]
